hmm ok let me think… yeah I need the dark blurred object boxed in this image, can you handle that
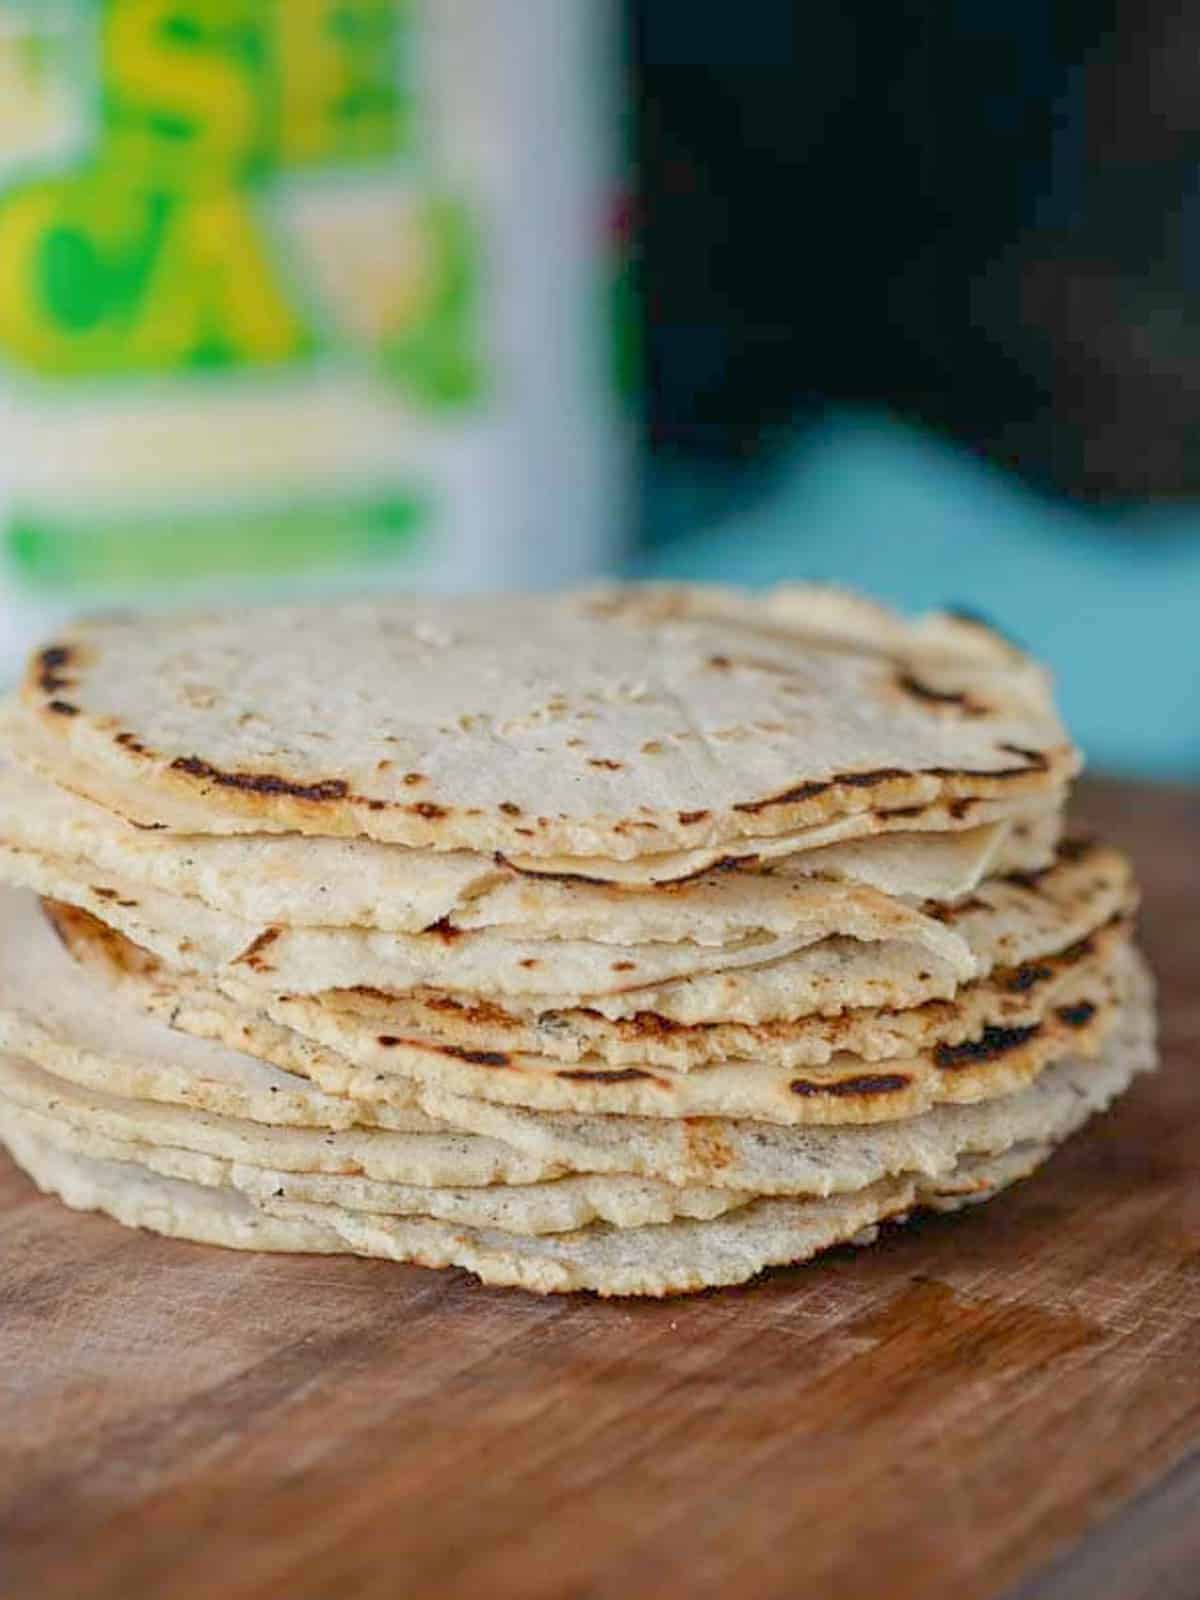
[634,1,1198,500]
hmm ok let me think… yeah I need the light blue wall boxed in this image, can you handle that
[635,412,1200,778]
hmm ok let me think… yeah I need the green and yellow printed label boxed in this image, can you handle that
[0,0,486,590]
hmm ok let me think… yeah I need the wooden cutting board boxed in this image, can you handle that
[1,778,1198,1600]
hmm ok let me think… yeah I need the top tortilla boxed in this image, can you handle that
[10,584,1077,860]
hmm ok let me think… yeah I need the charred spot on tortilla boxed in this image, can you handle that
[408,800,448,820]
[1056,1001,1097,1029]
[734,779,837,816]
[234,927,282,970]
[995,742,1050,772]
[620,1012,675,1037]
[36,645,74,694]
[169,756,350,804]
[1004,868,1043,891]
[1004,961,1055,994]
[423,994,513,1026]
[439,1044,511,1067]
[1006,840,1099,893]
[924,896,985,923]
[733,748,1054,818]
[790,1072,912,1098]
[934,1022,1041,1070]
[895,672,985,716]
[557,1067,655,1083]
[88,888,139,908]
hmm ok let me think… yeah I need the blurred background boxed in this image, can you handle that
[0,1,1196,776]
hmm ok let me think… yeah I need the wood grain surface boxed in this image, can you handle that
[1,778,1197,1600]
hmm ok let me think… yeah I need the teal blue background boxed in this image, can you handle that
[636,412,1200,779]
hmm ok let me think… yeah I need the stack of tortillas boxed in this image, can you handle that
[0,586,1154,1295]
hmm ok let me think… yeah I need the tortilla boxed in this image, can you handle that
[515,842,1135,1024]
[4,898,1153,1195]
[43,833,1135,1096]
[0,1050,1092,1233]
[274,913,1133,1073]
[0,839,979,998]
[0,1123,1112,1297]
[376,948,1156,1192]
[221,841,1123,1035]
[36,888,1127,1124]
[449,820,1062,944]
[500,795,1065,885]
[0,1100,747,1234]
[9,585,1076,858]
[0,584,1150,1299]
[0,1050,565,1188]
[222,963,1127,1125]
[0,760,501,931]
[0,1117,919,1293]
[0,889,439,1134]
[0,761,1061,915]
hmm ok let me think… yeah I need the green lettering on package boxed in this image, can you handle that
[0,0,480,398]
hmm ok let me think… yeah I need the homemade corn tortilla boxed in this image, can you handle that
[0,759,500,932]
[0,1100,747,1234]
[39,834,1135,1120]
[495,842,1135,1024]
[414,947,1151,1190]
[37,833,1134,1124]
[0,960,1139,1203]
[0,905,1153,1195]
[8,839,1129,1023]
[0,1050,564,1188]
[0,584,1150,1300]
[9,585,1076,858]
[212,964,1126,1125]
[0,760,1061,915]
[3,717,1072,885]
[0,1119,1117,1297]
[3,1093,1064,1228]
[2,1005,1146,1244]
[272,913,1132,1073]
[0,1119,920,1294]
[0,889,440,1134]
[30,886,1128,1125]
[497,796,1063,884]
[0,839,980,998]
